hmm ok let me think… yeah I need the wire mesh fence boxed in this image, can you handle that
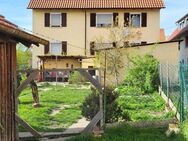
[159,64,188,122]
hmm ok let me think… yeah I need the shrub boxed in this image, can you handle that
[69,71,87,84]
[124,55,159,94]
[81,86,125,123]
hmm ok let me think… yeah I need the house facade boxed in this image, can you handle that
[169,13,188,64]
[28,0,165,69]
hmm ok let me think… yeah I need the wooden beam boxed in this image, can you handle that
[82,110,103,133]
[19,132,80,140]
[16,70,38,98]
[15,114,42,138]
[78,69,103,92]
[17,68,99,73]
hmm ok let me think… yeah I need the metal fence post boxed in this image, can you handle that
[159,64,162,90]
[167,63,169,103]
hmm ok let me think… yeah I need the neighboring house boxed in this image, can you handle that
[169,13,188,64]
[28,0,165,69]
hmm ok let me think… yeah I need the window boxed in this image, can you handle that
[186,36,188,48]
[51,13,61,27]
[45,13,67,27]
[130,14,141,27]
[96,14,113,27]
[50,42,62,55]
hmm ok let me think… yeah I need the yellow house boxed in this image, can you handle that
[28,0,165,70]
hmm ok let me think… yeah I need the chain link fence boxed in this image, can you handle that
[159,64,188,122]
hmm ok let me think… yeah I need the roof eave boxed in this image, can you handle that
[0,24,49,47]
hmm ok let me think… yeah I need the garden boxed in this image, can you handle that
[18,55,188,141]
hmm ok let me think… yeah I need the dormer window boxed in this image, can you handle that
[179,21,185,29]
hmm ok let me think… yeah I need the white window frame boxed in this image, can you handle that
[50,13,62,27]
[50,41,62,55]
[130,13,142,27]
[96,13,113,27]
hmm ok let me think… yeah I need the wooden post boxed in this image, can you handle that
[0,41,17,141]
[103,52,107,128]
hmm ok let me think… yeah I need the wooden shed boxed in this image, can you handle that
[0,15,48,141]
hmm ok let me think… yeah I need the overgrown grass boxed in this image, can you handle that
[67,123,187,141]
[18,83,90,132]
[117,90,175,121]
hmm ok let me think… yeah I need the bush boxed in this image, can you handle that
[81,86,125,123]
[124,55,159,94]
[69,71,87,84]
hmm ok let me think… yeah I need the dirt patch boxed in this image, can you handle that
[50,104,79,116]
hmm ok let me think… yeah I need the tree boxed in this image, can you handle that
[16,44,32,70]
[94,19,141,86]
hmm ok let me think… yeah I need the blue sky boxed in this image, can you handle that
[0,0,187,36]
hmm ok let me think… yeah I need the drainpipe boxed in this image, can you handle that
[84,10,87,56]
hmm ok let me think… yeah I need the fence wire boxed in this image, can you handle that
[159,64,187,122]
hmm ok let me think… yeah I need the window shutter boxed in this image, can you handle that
[44,13,50,27]
[124,13,130,27]
[113,13,119,26]
[141,13,147,27]
[90,42,95,55]
[44,44,49,54]
[90,13,96,27]
[61,13,67,27]
[62,41,67,55]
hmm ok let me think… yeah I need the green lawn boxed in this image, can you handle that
[18,83,90,132]
[67,122,188,141]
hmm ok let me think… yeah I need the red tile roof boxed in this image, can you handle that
[0,15,18,29]
[169,25,188,41]
[28,0,165,9]
[168,28,181,41]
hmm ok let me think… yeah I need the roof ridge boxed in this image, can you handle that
[28,0,165,9]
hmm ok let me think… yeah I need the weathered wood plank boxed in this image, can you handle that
[82,110,103,133]
[19,132,80,140]
[15,114,42,138]
[16,70,38,98]
[78,70,103,92]
[0,42,17,141]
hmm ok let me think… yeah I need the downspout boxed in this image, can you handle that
[84,10,87,56]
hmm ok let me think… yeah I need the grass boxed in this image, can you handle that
[117,90,175,121]
[66,123,188,141]
[18,83,90,132]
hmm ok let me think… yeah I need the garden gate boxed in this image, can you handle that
[16,68,105,140]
